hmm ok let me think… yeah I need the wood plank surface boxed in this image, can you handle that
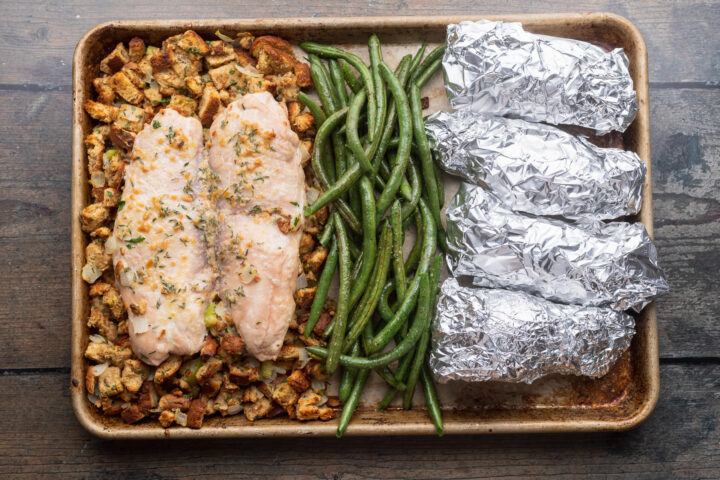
[0,0,718,478]
[0,1,718,86]
[0,363,717,479]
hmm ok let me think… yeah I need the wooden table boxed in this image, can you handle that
[1,1,718,478]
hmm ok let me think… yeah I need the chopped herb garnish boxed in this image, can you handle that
[117,200,125,211]
[126,236,145,244]
[152,120,161,129]
[153,98,170,103]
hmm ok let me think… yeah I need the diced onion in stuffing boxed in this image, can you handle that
[90,171,106,188]
[89,334,106,343]
[82,263,102,283]
[175,411,187,426]
[226,404,243,415]
[87,393,99,405]
[92,362,109,376]
[297,347,310,368]
[306,187,320,205]
[311,379,325,392]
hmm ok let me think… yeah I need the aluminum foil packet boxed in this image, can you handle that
[443,20,638,134]
[446,183,669,312]
[425,110,646,220]
[429,278,635,384]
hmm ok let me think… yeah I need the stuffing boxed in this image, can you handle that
[80,203,109,232]
[98,366,124,397]
[197,84,222,126]
[128,37,146,63]
[100,43,130,74]
[168,94,197,117]
[84,100,119,123]
[110,71,144,105]
[294,287,317,310]
[122,359,147,393]
[93,76,116,104]
[82,30,329,428]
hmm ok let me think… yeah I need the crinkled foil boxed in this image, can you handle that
[425,110,646,220]
[429,278,635,383]
[446,183,669,312]
[443,20,638,134]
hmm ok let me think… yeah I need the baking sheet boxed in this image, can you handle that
[71,14,658,438]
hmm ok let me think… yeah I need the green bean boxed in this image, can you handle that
[368,199,435,353]
[402,255,442,409]
[306,272,431,370]
[335,196,363,235]
[376,349,414,412]
[414,57,442,89]
[318,218,334,248]
[326,213,352,375]
[409,44,445,85]
[336,368,370,438]
[301,42,377,142]
[347,177,376,307]
[342,223,392,353]
[347,238,361,260]
[328,59,349,108]
[378,280,396,322]
[338,341,360,403]
[390,201,407,302]
[341,60,363,93]
[346,90,373,173]
[434,158,445,210]
[371,55,412,171]
[297,91,326,126]
[310,107,349,189]
[308,54,339,115]
[375,366,406,391]
[368,34,386,140]
[421,365,444,436]
[408,42,428,77]
[303,238,338,337]
[404,208,423,272]
[401,161,421,220]
[375,61,412,217]
[409,83,442,226]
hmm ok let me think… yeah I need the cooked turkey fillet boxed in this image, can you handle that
[111,108,215,366]
[208,92,307,361]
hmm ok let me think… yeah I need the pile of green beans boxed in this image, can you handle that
[299,37,446,438]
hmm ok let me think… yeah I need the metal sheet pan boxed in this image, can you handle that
[71,13,658,438]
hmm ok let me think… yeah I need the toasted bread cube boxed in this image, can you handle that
[233,48,257,68]
[84,100,119,123]
[100,43,130,74]
[115,104,146,133]
[168,94,197,117]
[251,35,293,56]
[176,30,210,56]
[121,62,147,89]
[236,32,255,50]
[109,125,136,150]
[128,37,145,62]
[208,62,245,90]
[198,84,222,126]
[110,71,143,104]
[93,76,116,104]
[183,74,204,97]
[80,203,109,232]
[150,50,174,72]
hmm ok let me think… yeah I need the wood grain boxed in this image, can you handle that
[650,88,720,359]
[0,363,717,479]
[0,1,718,86]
